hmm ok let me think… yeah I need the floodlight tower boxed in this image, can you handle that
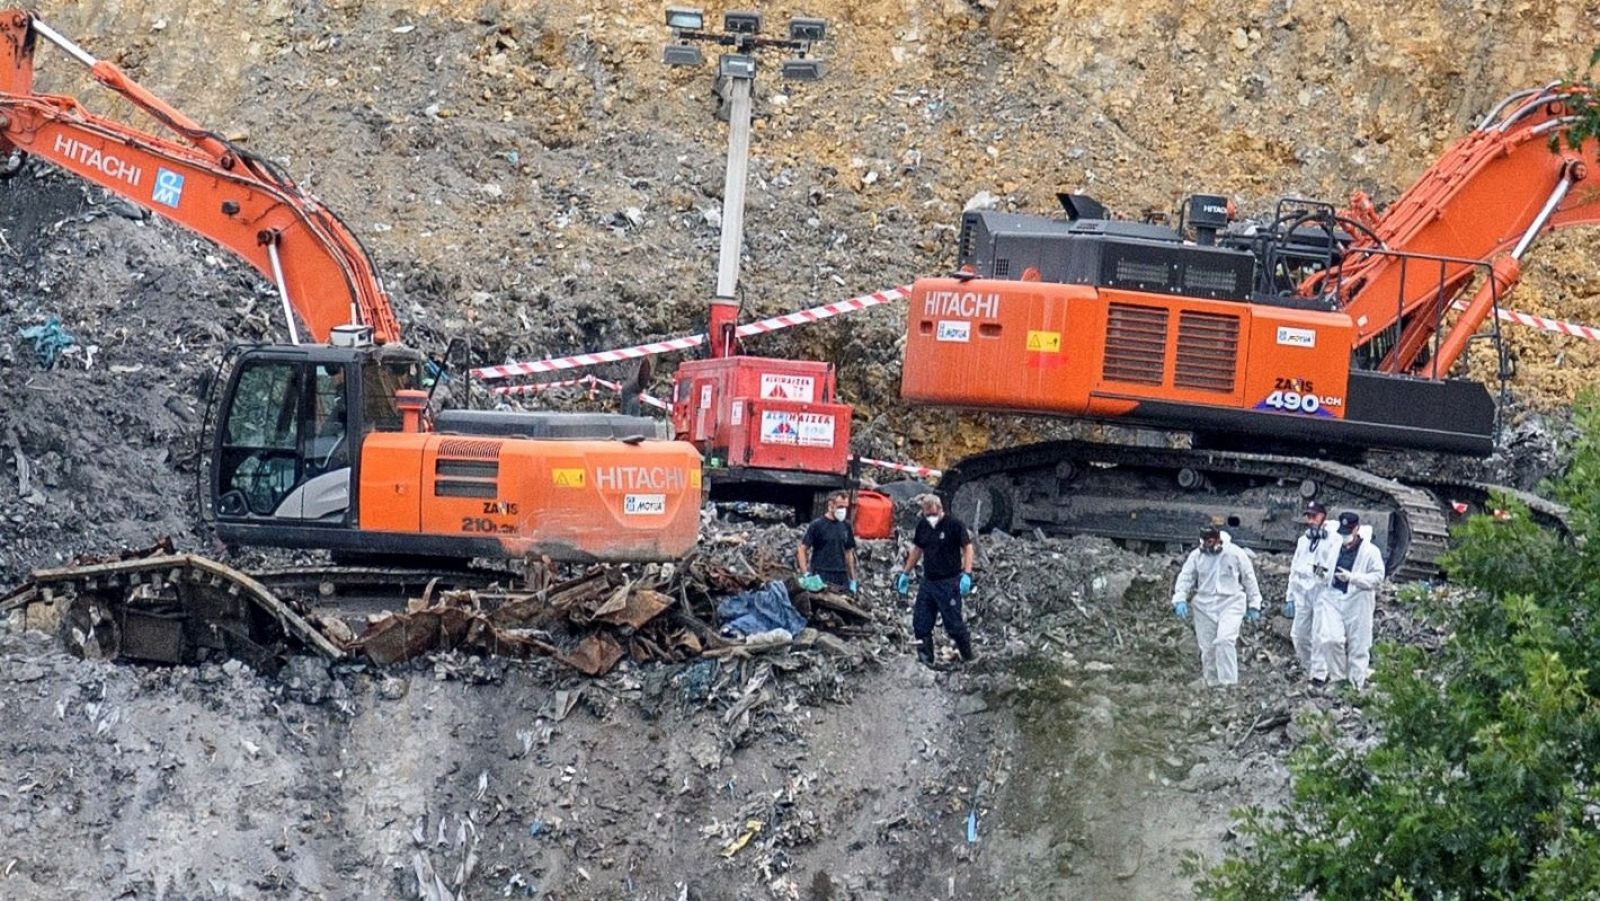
[662,7,827,357]
[659,8,850,522]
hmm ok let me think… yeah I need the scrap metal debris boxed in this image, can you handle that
[3,525,891,676]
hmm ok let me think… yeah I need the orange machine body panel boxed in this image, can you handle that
[358,433,703,561]
[902,277,1356,429]
[673,356,852,476]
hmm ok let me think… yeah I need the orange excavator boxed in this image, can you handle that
[903,83,1598,573]
[0,9,702,563]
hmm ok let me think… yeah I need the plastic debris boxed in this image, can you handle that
[720,819,764,858]
[17,317,75,369]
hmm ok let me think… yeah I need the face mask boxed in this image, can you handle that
[832,507,848,522]
[1201,542,1222,555]
[1344,534,1359,547]
[1306,526,1326,541]
[925,515,941,528]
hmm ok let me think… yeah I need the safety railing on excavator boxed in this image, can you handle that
[1331,244,1511,390]
[1324,244,1510,425]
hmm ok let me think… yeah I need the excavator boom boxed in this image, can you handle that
[0,9,401,345]
[1328,85,1600,376]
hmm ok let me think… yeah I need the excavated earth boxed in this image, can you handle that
[2,0,1599,898]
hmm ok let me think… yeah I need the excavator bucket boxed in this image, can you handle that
[0,9,33,99]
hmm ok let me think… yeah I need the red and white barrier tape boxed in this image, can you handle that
[472,285,912,382]
[857,457,942,479]
[1451,300,1600,341]
[495,374,672,411]
[1493,307,1600,341]
[735,285,911,337]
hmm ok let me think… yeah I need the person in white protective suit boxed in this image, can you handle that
[1284,500,1341,676]
[1314,511,1387,689]
[1171,525,1264,687]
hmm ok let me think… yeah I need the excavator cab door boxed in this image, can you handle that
[212,349,360,525]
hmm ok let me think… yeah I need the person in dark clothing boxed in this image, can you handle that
[797,491,858,592]
[895,494,977,666]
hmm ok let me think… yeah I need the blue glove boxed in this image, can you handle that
[959,573,973,596]
[895,573,910,596]
[1245,607,1262,623]
[848,579,859,594]
[1282,600,1295,619]
[1173,601,1189,620]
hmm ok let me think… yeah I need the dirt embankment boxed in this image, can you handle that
[1,529,1347,900]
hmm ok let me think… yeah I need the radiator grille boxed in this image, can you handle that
[1102,304,1169,385]
[1174,311,1240,392]
[438,438,502,460]
[435,440,502,498]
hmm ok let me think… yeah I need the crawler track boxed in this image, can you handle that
[939,440,1564,579]
[5,555,522,665]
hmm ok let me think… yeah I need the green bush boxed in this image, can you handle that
[1192,399,1600,900]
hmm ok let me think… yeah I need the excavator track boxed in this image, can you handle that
[3,555,521,667]
[1408,479,1573,541]
[940,440,1461,579]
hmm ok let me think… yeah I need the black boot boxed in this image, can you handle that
[954,633,978,663]
[917,637,935,667]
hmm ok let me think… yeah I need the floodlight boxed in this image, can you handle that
[665,6,705,30]
[723,10,762,34]
[718,53,757,79]
[780,58,824,81]
[662,43,705,66]
[788,16,826,42]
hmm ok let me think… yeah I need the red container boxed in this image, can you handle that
[854,489,893,539]
[672,356,852,476]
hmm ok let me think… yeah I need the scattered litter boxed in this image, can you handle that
[720,819,764,858]
[17,317,75,369]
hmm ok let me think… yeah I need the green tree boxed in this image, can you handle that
[1552,48,1600,151]
[1193,397,1600,900]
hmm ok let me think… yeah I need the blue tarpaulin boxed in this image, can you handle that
[716,580,807,638]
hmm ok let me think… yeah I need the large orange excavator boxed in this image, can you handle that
[902,83,1598,573]
[0,9,702,562]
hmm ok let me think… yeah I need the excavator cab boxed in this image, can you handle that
[212,341,422,528]
[209,339,704,562]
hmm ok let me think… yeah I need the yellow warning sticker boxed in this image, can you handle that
[552,468,586,488]
[1026,330,1062,353]
[691,469,703,489]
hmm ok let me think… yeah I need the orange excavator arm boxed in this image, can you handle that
[1321,84,1600,377]
[0,9,401,346]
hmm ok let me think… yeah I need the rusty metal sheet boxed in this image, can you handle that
[592,589,673,629]
[560,632,624,676]
[357,612,444,666]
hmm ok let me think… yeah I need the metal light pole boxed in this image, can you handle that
[715,74,752,304]
[662,8,827,358]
